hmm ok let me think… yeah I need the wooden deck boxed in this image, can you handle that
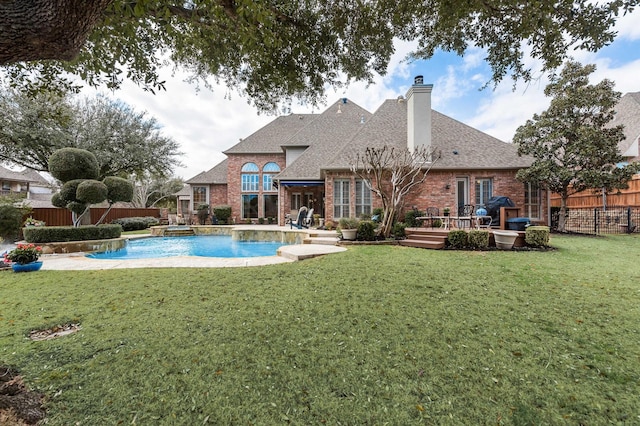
[401,227,526,250]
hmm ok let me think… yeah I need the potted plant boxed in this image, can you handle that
[443,207,450,217]
[4,243,43,272]
[338,217,359,240]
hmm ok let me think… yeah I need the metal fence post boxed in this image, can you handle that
[594,208,598,235]
[628,207,633,234]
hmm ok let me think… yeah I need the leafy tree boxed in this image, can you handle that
[515,60,640,232]
[49,147,134,226]
[1,1,638,111]
[130,172,184,208]
[350,145,439,238]
[0,87,182,178]
[0,204,24,242]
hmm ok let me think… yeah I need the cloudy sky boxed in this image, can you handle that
[96,8,640,181]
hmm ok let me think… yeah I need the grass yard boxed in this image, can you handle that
[1,234,639,425]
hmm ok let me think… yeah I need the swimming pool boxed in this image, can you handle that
[87,235,290,260]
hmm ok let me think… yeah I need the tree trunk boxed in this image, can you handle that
[558,195,568,233]
[0,0,113,64]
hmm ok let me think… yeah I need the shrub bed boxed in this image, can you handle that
[23,225,122,243]
[467,230,490,249]
[111,216,159,231]
[526,226,550,247]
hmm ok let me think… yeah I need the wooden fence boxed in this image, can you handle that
[27,207,161,227]
[550,175,640,208]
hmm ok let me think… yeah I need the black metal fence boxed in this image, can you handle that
[550,206,640,235]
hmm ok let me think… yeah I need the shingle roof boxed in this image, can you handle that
[186,159,228,184]
[324,99,532,171]
[0,166,49,184]
[274,99,372,180]
[223,114,315,154]
[614,92,640,159]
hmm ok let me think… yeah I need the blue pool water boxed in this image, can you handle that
[87,235,289,260]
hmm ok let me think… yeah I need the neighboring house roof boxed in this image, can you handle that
[614,92,640,161]
[174,185,191,197]
[186,158,228,184]
[0,166,49,184]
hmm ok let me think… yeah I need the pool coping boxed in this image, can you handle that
[36,226,346,270]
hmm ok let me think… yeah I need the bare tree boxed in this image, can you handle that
[351,146,440,238]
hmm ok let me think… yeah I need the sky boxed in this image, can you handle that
[92,8,640,181]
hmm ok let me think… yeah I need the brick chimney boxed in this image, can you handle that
[406,75,433,154]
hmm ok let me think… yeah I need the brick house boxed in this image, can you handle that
[183,77,548,226]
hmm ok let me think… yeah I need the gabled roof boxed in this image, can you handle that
[186,159,228,184]
[274,99,372,180]
[614,92,640,160]
[0,166,49,184]
[223,114,315,154]
[324,99,531,171]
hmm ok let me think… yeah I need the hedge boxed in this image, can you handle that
[23,225,122,243]
[111,216,159,231]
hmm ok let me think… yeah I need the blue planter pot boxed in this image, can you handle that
[12,261,43,273]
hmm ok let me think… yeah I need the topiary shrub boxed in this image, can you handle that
[77,180,108,204]
[103,176,134,203]
[468,230,489,249]
[447,230,468,249]
[23,225,122,243]
[48,147,99,182]
[525,226,550,247]
[0,204,24,242]
[111,216,159,231]
[392,221,406,239]
[357,220,376,241]
[213,205,232,224]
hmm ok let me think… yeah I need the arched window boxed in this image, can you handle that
[263,162,280,172]
[262,162,280,192]
[241,162,259,192]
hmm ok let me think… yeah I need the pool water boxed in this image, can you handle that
[87,235,289,260]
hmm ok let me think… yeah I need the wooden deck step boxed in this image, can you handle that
[399,239,446,250]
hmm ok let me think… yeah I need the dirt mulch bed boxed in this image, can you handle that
[0,366,45,425]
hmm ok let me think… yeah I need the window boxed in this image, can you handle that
[475,178,493,205]
[333,179,350,218]
[355,179,372,217]
[242,194,258,219]
[263,195,278,218]
[262,162,280,192]
[192,186,207,205]
[524,182,541,219]
[241,162,259,192]
[291,193,301,210]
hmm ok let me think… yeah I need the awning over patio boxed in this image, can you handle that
[278,180,324,187]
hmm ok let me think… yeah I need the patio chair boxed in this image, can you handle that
[457,204,475,229]
[424,207,439,227]
[290,206,309,229]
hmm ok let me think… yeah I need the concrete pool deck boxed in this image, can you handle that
[37,226,347,270]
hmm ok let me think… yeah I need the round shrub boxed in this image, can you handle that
[76,180,108,204]
[0,204,24,242]
[392,221,406,239]
[103,176,134,203]
[447,230,468,249]
[404,209,424,228]
[213,205,232,224]
[357,220,376,241]
[467,230,489,249]
[525,226,550,247]
[48,147,100,181]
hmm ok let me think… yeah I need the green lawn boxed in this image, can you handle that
[1,235,639,425]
